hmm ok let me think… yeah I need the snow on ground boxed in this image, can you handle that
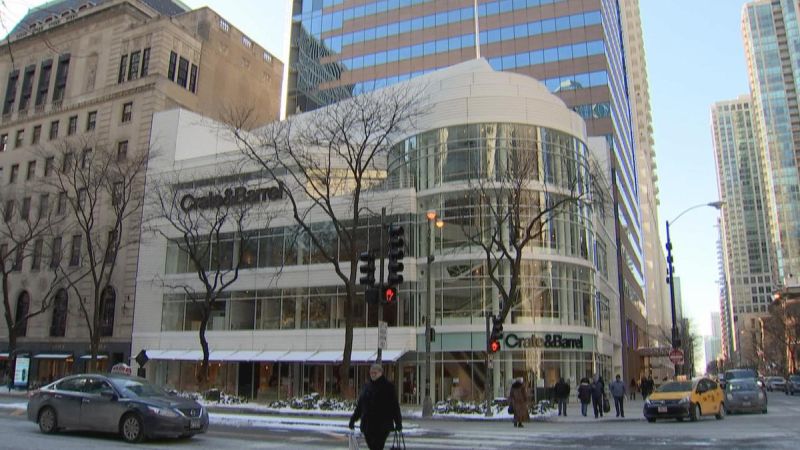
[0,402,27,410]
[210,412,424,435]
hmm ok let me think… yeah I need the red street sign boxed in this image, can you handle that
[669,348,684,365]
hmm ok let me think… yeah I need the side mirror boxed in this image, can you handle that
[100,391,118,401]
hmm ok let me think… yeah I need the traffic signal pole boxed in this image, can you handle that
[377,207,385,363]
[485,313,492,417]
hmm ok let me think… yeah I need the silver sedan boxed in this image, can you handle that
[724,379,767,414]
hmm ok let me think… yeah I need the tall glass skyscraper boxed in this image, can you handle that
[288,0,650,378]
[711,97,777,365]
[742,0,800,283]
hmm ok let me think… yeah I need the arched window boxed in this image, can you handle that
[15,291,30,337]
[100,286,115,337]
[50,289,68,337]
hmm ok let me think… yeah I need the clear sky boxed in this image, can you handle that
[1,0,755,337]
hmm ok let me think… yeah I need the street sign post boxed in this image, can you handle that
[669,348,684,366]
[378,320,388,350]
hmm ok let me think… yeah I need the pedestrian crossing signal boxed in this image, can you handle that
[489,338,501,353]
[383,286,397,305]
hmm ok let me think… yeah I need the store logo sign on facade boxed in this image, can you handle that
[180,186,282,212]
[504,333,584,349]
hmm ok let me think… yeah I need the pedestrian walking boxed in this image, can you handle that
[610,374,626,418]
[641,373,655,399]
[508,378,529,427]
[349,364,403,450]
[591,375,605,418]
[554,377,570,416]
[577,377,592,417]
[629,378,637,400]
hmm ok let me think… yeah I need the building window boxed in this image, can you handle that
[62,152,73,172]
[111,181,123,206]
[50,289,68,337]
[117,54,128,84]
[31,125,41,145]
[100,286,116,337]
[141,47,150,77]
[86,111,97,131]
[9,164,18,183]
[80,148,92,169]
[242,36,252,49]
[3,200,12,221]
[69,234,81,266]
[189,64,198,93]
[49,120,59,140]
[50,236,62,267]
[177,57,189,88]
[68,115,77,135]
[26,160,36,180]
[20,197,30,221]
[15,129,24,148]
[0,134,7,152]
[35,59,52,106]
[15,291,30,337]
[39,193,49,218]
[3,70,19,115]
[31,238,43,270]
[77,188,87,208]
[219,18,229,32]
[44,157,54,176]
[168,51,177,81]
[19,65,35,111]
[56,191,66,214]
[263,51,272,63]
[12,243,24,271]
[116,141,128,161]
[121,102,132,123]
[128,50,140,81]
[53,54,70,102]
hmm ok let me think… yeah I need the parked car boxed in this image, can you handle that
[724,379,767,414]
[765,376,786,392]
[27,373,208,443]
[643,377,725,423]
[786,375,800,395]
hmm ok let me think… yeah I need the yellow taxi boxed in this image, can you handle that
[643,377,725,422]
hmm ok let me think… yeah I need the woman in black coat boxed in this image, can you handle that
[349,364,403,450]
[591,376,605,418]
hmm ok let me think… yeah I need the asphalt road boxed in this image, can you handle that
[1,392,800,449]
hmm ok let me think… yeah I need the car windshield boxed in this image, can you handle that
[110,378,167,398]
[725,370,757,380]
[790,376,800,382]
[728,380,758,391]
[656,381,693,392]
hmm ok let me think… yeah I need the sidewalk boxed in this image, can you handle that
[548,397,645,423]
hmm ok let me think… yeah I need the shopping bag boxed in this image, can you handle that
[390,430,406,450]
[507,404,514,414]
[602,395,611,413]
[348,430,360,450]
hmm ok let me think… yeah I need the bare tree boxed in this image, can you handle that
[0,190,62,383]
[761,298,800,374]
[146,167,268,387]
[40,136,148,371]
[228,86,423,396]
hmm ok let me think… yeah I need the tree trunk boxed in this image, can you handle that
[198,314,210,390]
[7,334,17,390]
[339,292,354,398]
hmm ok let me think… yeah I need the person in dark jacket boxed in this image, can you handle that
[577,377,592,417]
[508,378,530,427]
[349,364,402,450]
[553,377,570,416]
[591,375,605,418]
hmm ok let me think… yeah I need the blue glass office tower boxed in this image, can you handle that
[288,0,648,380]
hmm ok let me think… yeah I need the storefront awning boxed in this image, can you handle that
[277,351,318,362]
[145,350,202,361]
[208,351,239,361]
[0,353,8,359]
[79,354,108,359]
[379,350,407,362]
[305,351,342,362]
[34,353,73,359]
[350,351,378,362]
[248,351,288,361]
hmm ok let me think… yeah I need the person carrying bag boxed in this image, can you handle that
[390,429,406,450]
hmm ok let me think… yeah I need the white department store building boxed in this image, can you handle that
[131,59,621,403]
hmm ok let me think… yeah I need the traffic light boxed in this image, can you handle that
[488,316,503,354]
[383,286,397,305]
[358,251,376,286]
[387,224,405,286]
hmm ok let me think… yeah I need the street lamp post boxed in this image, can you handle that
[666,201,723,377]
[422,210,444,418]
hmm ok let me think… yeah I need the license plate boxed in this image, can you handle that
[742,401,751,406]
[190,418,201,429]
[657,406,668,413]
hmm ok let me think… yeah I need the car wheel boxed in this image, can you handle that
[715,404,724,420]
[38,407,58,434]
[689,403,700,422]
[646,417,656,423]
[120,413,145,443]
[178,433,194,440]
[762,407,768,414]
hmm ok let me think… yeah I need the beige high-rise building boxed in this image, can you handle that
[0,0,282,384]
